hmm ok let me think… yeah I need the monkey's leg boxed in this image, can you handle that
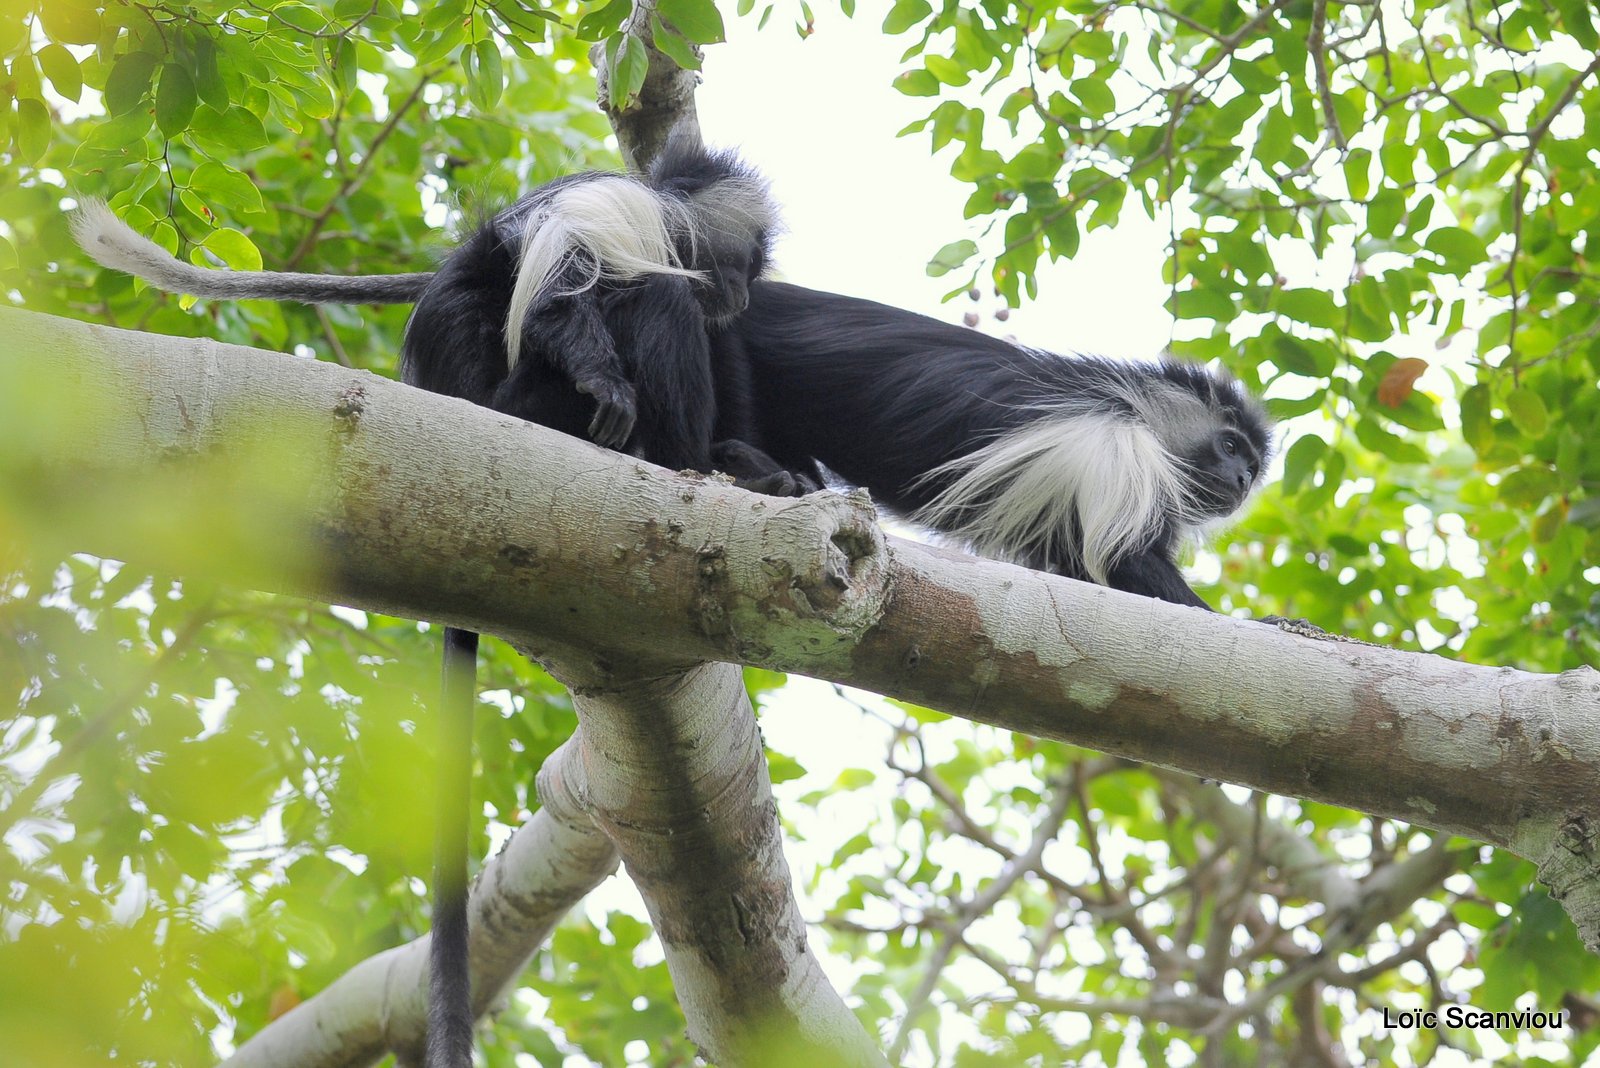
[512,295,638,449]
[610,278,716,472]
[1104,550,1213,610]
[705,330,825,496]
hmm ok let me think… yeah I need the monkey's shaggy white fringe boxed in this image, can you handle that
[504,178,699,367]
[686,177,781,250]
[916,409,1195,584]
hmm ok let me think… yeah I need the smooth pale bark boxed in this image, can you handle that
[220,740,617,1068]
[5,311,1598,945]
[546,662,890,1067]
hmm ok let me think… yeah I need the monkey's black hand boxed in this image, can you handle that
[576,377,637,449]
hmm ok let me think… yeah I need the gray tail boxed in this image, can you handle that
[70,199,432,304]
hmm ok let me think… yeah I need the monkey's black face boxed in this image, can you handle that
[1186,427,1262,517]
[690,235,766,324]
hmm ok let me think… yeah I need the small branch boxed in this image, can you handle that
[282,75,432,270]
[1308,0,1347,150]
[592,0,701,172]
[887,776,1075,1061]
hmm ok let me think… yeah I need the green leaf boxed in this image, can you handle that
[924,55,970,86]
[469,40,503,109]
[1266,389,1326,420]
[613,33,649,106]
[576,0,632,41]
[423,0,467,29]
[1255,106,1293,166]
[1171,288,1234,321]
[1424,226,1488,273]
[199,227,264,271]
[650,15,702,70]
[892,69,940,96]
[1230,55,1278,95]
[1275,288,1341,330]
[766,752,807,784]
[332,36,359,95]
[834,768,876,791]
[1366,187,1404,238]
[37,0,101,44]
[1499,464,1557,506]
[1273,434,1324,495]
[1270,332,1338,377]
[36,43,83,103]
[273,3,329,32]
[192,35,228,111]
[10,50,41,101]
[104,50,160,116]
[1342,147,1371,201]
[1553,0,1599,48]
[15,98,50,164]
[78,107,154,153]
[926,239,977,276]
[190,160,265,214]
[658,0,725,44]
[414,24,467,66]
[1069,76,1114,115]
[156,64,198,137]
[188,106,270,154]
[1505,388,1549,438]
[883,0,931,34]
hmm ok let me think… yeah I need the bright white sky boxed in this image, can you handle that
[698,6,1177,359]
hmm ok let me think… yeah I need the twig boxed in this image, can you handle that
[1309,0,1347,150]
[283,74,432,269]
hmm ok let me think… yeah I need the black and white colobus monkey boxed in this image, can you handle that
[73,138,791,1068]
[709,282,1272,609]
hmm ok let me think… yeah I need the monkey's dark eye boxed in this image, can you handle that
[1221,435,1237,456]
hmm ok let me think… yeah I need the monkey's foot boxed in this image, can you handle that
[711,440,819,497]
[1258,616,1329,637]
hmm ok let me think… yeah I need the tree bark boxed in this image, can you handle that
[591,0,701,173]
[4,310,1598,1032]
[546,661,889,1067]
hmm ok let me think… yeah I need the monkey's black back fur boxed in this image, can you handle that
[713,281,1271,609]
[402,226,716,469]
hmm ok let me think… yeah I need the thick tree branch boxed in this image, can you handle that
[4,308,1598,961]
[544,661,888,1067]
